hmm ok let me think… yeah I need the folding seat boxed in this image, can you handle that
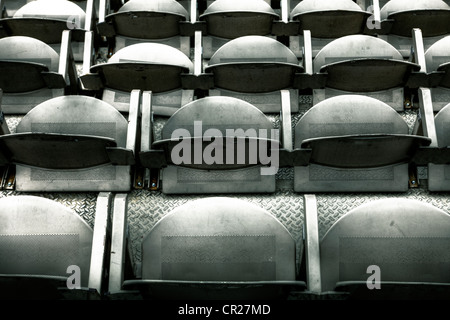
[293,94,431,192]
[303,195,450,300]
[286,0,373,58]
[81,41,194,115]
[378,0,450,58]
[96,0,193,57]
[0,91,139,192]
[106,196,305,300]
[0,0,96,62]
[0,32,77,114]
[188,34,303,113]
[0,0,95,17]
[302,32,421,111]
[0,193,113,299]
[139,92,293,194]
[197,0,281,59]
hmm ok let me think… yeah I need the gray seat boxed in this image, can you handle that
[0,0,95,18]
[290,0,370,38]
[306,34,420,111]
[380,0,450,37]
[378,0,450,58]
[0,194,112,299]
[1,93,138,192]
[293,95,431,192]
[200,0,278,39]
[0,33,77,114]
[109,197,305,300]
[199,0,280,59]
[140,94,292,194]
[303,195,450,300]
[97,0,192,57]
[206,36,302,93]
[81,42,194,115]
[288,0,372,58]
[197,35,303,113]
[0,0,94,61]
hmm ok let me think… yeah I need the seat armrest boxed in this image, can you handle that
[88,192,113,295]
[108,193,129,293]
[0,89,10,135]
[303,194,322,294]
[58,30,78,93]
[85,0,95,31]
[418,87,438,148]
[140,91,167,168]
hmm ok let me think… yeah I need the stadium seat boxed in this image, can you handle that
[198,0,281,59]
[107,197,305,300]
[81,41,194,115]
[0,92,139,192]
[293,94,431,192]
[287,0,372,58]
[302,32,421,111]
[0,0,97,17]
[139,92,293,194]
[97,0,192,57]
[303,195,450,300]
[188,34,303,113]
[0,32,77,114]
[0,193,112,299]
[378,0,450,58]
[0,0,95,61]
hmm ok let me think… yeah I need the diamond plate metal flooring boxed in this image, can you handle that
[126,188,306,266]
[125,185,450,266]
